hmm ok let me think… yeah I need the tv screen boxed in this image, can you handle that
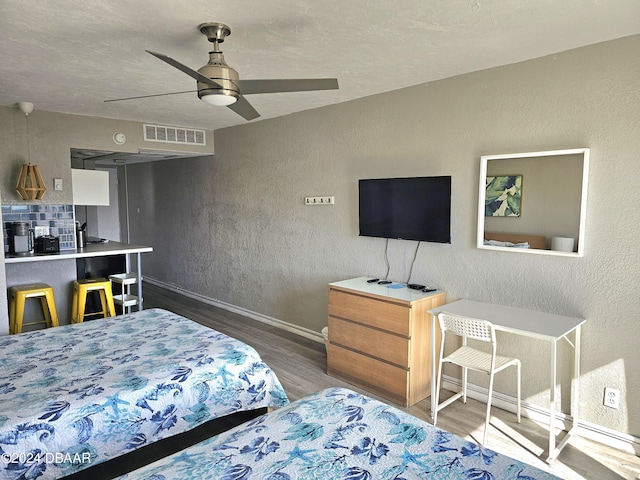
[359,176,451,243]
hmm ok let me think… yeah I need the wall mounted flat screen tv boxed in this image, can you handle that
[359,176,451,243]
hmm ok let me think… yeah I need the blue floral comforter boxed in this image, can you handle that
[0,308,289,480]
[118,387,560,480]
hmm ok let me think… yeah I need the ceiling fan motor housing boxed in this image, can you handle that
[197,51,240,100]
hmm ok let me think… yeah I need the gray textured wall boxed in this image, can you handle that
[130,35,640,436]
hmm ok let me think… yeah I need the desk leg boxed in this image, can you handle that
[572,326,581,430]
[547,325,582,463]
[548,338,558,462]
[430,313,437,419]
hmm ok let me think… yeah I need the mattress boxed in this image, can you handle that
[116,387,560,480]
[0,308,289,480]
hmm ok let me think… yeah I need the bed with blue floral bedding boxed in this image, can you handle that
[117,387,560,480]
[0,308,289,480]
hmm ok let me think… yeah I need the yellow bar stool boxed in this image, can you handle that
[71,278,117,323]
[9,283,60,334]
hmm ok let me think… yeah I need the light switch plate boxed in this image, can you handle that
[54,178,63,191]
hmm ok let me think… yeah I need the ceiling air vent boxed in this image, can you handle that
[143,124,206,146]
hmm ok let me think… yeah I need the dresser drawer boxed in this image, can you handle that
[328,289,410,336]
[326,343,409,406]
[328,316,410,367]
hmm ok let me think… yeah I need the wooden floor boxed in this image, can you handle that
[143,282,640,480]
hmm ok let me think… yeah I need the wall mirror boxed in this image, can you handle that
[477,148,589,257]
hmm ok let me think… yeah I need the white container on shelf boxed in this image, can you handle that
[551,236,576,252]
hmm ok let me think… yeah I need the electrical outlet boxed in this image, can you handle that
[54,178,63,191]
[604,387,620,409]
[304,196,335,205]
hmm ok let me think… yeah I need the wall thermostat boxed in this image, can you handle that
[113,132,126,145]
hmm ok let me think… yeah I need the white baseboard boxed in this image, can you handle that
[144,277,325,344]
[441,376,640,456]
[144,278,639,456]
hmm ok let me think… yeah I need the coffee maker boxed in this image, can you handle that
[8,221,34,256]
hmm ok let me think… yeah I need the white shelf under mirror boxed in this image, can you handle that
[477,148,590,257]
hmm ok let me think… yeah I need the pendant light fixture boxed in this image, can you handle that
[15,102,47,200]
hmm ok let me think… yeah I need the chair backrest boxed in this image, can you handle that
[438,312,496,345]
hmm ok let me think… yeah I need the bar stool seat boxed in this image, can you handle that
[9,283,60,334]
[71,278,116,323]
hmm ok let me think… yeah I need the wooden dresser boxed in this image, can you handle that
[326,277,445,407]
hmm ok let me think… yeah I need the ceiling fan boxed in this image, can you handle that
[105,22,339,121]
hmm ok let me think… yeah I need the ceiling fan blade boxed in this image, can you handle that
[227,95,260,121]
[146,50,223,88]
[104,90,196,103]
[237,78,339,95]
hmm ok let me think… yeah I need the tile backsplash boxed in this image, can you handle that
[2,204,76,251]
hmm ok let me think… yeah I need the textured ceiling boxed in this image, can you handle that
[1,0,639,132]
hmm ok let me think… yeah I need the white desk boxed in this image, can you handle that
[428,299,585,463]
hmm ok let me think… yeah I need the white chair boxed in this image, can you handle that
[433,312,521,445]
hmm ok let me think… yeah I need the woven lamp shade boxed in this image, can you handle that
[16,163,47,200]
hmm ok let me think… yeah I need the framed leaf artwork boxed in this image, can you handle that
[485,175,522,217]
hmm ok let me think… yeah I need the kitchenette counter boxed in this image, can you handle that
[4,241,153,314]
[4,241,153,263]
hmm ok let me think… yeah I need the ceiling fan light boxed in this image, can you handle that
[200,91,238,106]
